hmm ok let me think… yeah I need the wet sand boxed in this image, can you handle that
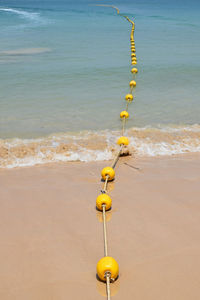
[0,154,200,299]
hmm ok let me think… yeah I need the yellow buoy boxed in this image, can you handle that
[120,110,129,119]
[117,136,129,146]
[132,61,137,65]
[131,53,136,57]
[101,167,115,181]
[129,80,136,87]
[97,257,119,282]
[125,94,133,101]
[131,67,138,73]
[96,194,112,211]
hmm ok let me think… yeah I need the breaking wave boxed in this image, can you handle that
[0,7,40,21]
[0,124,200,168]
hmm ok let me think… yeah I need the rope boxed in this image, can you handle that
[102,146,123,193]
[105,272,111,300]
[111,146,123,169]
[102,204,108,256]
[95,5,138,300]
[102,175,109,194]
[122,117,126,135]
[125,102,129,112]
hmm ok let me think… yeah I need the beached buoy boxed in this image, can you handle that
[96,194,112,211]
[125,94,133,101]
[129,80,136,87]
[97,257,119,282]
[120,111,129,119]
[117,136,129,146]
[101,167,115,181]
[131,67,138,74]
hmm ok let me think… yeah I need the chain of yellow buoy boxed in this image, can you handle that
[95,5,138,300]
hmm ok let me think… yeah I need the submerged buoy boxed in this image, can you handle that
[97,257,119,282]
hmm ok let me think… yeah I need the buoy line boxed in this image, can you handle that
[95,5,138,300]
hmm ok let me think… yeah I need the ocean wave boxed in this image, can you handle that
[0,48,51,56]
[0,125,200,168]
[0,7,40,21]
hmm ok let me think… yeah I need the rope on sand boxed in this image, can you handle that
[95,5,138,300]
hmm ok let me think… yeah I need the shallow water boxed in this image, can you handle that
[0,0,200,167]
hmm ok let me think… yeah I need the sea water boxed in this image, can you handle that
[0,0,200,167]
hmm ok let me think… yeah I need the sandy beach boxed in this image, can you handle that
[0,153,200,299]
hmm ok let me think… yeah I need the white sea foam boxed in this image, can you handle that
[0,48,51,56]
[0,125,200,168]
[0,7,40,21]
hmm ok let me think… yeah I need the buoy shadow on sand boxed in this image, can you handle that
[96,274,120,297]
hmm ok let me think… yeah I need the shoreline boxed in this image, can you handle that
[1,153,200,299]
[1,151,200,171]
[1,124,200,169]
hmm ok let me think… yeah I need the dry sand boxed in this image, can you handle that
[0,154,200,299]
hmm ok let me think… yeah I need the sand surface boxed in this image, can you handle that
[0,154,200,299]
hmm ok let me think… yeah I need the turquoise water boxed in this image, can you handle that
[0,0,200,167]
